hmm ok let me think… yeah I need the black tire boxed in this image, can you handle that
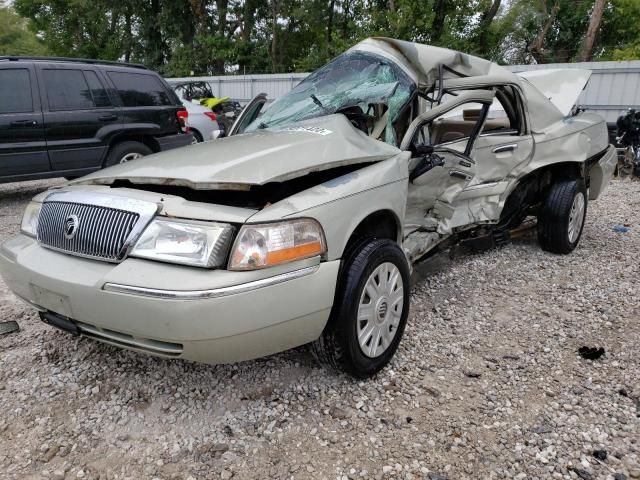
[537,178,587,254]
[191,129,204,143]
[311,239,410,378]
[104,141,152,167]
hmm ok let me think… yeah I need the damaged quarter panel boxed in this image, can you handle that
[248,152,410,261]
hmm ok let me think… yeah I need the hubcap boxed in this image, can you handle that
[567,191,585,243]
[120,152,144,164]
[357,262,404,358]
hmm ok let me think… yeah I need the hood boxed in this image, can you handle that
[517,69,591,117]
[72,115,400,190]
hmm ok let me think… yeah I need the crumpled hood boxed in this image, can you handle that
[72,115,400,190]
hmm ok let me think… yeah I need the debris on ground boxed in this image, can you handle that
[0,320,19,336]
[578,346,606,360]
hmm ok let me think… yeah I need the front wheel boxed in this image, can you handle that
[311,239,410,378]
[538,179,587,254]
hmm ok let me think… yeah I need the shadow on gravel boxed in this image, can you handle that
[0,179,65,202]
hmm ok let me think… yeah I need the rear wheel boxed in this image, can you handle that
[191,129,204,143]
[104,141,152,167]
[538,179,587,254]
[311,239,410,378]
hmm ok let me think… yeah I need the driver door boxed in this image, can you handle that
[399,90,495,260]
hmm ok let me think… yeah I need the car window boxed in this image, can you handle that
[43,69,95,111]
[0,69,33,114]
[84,70,112,107]
[108,71,173,107]
[415,100,488,152]
[437,86,522,136]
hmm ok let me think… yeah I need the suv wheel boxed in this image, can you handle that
[104,141,152,167]
[311,239,410,378]
[538,179,587,254]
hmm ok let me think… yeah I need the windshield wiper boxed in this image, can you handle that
[310,94,329,113]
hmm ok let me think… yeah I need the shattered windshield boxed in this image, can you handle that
[245,51,415,146]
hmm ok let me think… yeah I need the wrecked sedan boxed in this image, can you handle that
[0,38,616,378]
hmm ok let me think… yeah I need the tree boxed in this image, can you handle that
[0,1,48,55]
[579,0,607,61]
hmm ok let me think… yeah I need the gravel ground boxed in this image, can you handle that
[0,178,638,480]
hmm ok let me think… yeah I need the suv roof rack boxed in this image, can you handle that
[0,56,148,70]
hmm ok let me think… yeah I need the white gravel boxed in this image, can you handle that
[0,178,638,480]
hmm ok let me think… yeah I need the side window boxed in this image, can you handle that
[43,69,94,111]
[417,101,488,149]
[0,69,33,114]
[107,72,172,107]
[481,86,522,135]
[84,70,111,107]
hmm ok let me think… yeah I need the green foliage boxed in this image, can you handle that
[0,1,48,55]
[3,0,640,75]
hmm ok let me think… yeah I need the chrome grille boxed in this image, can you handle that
[37,201,140,261]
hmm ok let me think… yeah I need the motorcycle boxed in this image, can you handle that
[615,109,640,177]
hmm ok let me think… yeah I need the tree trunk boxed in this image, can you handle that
[327,0,335,44]
[431,0,449,43]
[477,0,501,54]
[530,1,559,64]
[270,0,279,72]
[579,0,607,61]
[341,0,351,39]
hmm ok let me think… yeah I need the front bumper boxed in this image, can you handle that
[588,144,617,200]
[0,234,339,364]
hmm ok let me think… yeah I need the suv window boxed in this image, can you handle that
[43,69,95,111]
[0,69,33,114]
[108,72,172,107]
[84,70,111,107]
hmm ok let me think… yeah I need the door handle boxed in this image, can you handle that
[493,144,518,153]
[98,114,118,122]
[10,120,38,127]
[450,170,472,180]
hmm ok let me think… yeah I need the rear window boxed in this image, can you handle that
[0,69,33,114]
[43,69,95,111]
[108,71,173,107]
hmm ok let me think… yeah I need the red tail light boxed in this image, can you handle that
[176,109,189,132]
[203,111,217,122]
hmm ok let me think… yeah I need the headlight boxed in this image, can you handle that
[131,218,235,268]
[228,219,326,271]
[20,201,41,237]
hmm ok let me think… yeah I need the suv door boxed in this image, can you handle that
[105,69,183,136]
[0,64,49,177]
[37,65,118,172]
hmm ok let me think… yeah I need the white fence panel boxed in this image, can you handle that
[169,60,640,123]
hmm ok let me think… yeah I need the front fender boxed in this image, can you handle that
[247,152,410,260]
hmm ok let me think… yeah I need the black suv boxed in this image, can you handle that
[0,56,192,183]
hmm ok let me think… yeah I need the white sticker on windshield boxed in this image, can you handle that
[282,126,333,136]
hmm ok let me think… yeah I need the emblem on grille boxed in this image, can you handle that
[63,214,79,239]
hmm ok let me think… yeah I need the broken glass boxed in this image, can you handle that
[245,51,415,146]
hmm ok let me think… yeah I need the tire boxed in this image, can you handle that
[537,179,587,254]
[104,141,152,167]
[311,239,410,378]
[191,129,204,144]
